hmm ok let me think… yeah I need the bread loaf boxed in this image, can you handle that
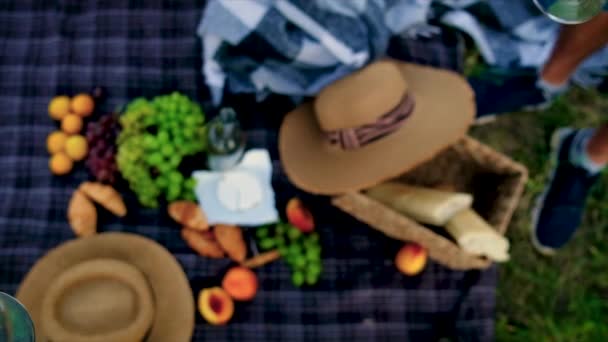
[445,209,510,262]
[365,182,473,226]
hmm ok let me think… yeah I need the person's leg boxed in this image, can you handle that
[541,12,608,86]
[530,13,608,255]
[586,124,608,164]
[466,10,608,251]
[531,123,608,255]
[470,12,608,118]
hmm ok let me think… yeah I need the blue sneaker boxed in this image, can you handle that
[468,68,566,122]
[531,128,601,255]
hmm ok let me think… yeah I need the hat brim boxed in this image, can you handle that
[279,62,475,195]
[16,233,195,342]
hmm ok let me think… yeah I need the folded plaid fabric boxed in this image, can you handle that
[197,0,431,104]
[388,25,466,73]
[200,0,608,101]
[437,0,608,86]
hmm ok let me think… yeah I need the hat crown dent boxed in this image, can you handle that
[41,258,155,342]
[58,278,136,331]
[314,61,408,131]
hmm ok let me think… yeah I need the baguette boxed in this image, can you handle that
[365,182,473,226]
[445,209,510,262]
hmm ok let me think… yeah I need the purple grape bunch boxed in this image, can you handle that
[85,114,120,184]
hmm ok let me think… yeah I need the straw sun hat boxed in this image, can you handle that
[16,233,194,342]
[279,60,475,195]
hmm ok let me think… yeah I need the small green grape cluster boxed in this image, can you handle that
[256,222,322,287]
[116,92,206,207]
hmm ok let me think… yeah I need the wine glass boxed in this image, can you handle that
[0,292,35,342]
[533,0,606,24]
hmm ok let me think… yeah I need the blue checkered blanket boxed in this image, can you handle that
[198,0,430,104]
[199,0,608,104]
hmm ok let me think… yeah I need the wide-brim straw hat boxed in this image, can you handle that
[16,232,194,342]
[279,60,475,195]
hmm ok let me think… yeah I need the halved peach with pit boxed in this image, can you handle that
[222,266,258,301]
[286,198,315,233]
[198,287,234,325]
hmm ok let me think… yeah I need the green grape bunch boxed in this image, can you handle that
[116,92,206,207]
[256,222,323,287]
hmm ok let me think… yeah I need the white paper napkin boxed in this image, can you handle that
[192,149,279,226]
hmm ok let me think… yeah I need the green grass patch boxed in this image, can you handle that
[470,88,608,341]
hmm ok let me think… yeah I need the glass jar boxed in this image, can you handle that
[533,0,605,24]
[206,108,246,171]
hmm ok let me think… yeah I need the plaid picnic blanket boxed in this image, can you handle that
[0,1,496,341]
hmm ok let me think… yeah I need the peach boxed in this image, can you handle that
[47,131,67,154]
[48,95,71,120]
[286,198,314,233]
[65,135,88,161]
[70,93,95,117]
[49,153,73,175]
[222,266,258,301]
[61,114,83,134]
[198,287,234,325]
[395,243,427,276]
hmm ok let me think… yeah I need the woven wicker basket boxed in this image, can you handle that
[332,136,528,270]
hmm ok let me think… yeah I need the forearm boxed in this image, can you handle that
[542,12,608,84]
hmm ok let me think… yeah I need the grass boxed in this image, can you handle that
[469,89,608,341]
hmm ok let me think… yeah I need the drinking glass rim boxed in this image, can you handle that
[0,291,35,341]
[532,0,605,24]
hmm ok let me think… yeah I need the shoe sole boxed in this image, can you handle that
[530,127,575,256]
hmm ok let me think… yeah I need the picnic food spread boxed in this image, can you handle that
[14,58,524,339]
[4,3,531,339]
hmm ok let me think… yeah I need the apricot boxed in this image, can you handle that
[70,93,95,117]
[395,243,427,276]
[198,287,234,325]
[48,95,71,120]
[49,153,73,175]
[222,267,258,301]
[65,135,88,161]
[47,131,67,154]
[286,198,314,233]
[61,114,83,134]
